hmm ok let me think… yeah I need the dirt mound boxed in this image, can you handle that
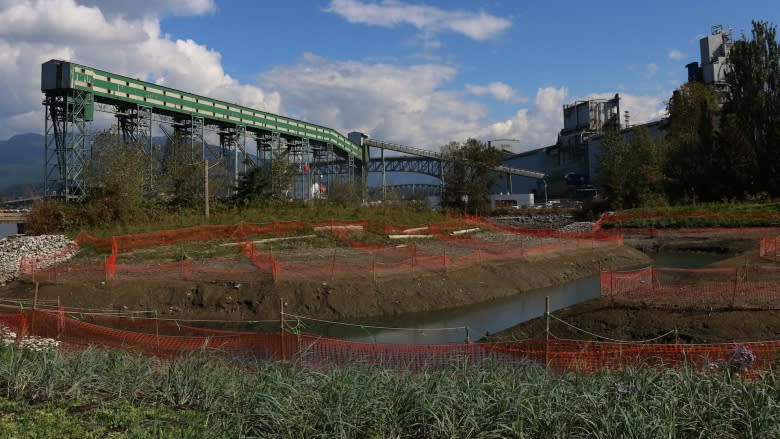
[488,229,780,344]
[1,244,648,322]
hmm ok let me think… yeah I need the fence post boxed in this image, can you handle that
[652,265,656,292]
[331,248,336,281]
[31,282,39,336]
[280,298,287,362]
[545,296,550,370]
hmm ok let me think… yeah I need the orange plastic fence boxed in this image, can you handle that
[1,306,776,373]
[760,235,780,259]
[21,220,625,284]
[600,265,780,309]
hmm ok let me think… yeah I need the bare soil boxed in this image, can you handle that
[2,227,778,344]
[488,230,780,344]
[1,243,648,322]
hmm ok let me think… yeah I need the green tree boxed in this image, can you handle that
[83,130,149,224]
[440,138,501,213]
[723,20,780,196]
[232,150,297,207]
[158,134,204,207]
[663,82,721,202]
[598,126,665,208]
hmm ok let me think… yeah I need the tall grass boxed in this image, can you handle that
[0,344,778,438]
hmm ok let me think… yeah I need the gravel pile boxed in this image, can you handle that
[0,234,78,286]
[558,222,596,233]
[493,214,575,230]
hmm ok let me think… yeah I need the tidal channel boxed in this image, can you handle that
[301,252,728,344]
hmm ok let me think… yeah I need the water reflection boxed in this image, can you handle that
[305,251,727,344]
[0,224,17,239]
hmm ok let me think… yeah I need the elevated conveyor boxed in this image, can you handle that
[363,138,546,179]
[41,60,543,202]
[41,60,362,200]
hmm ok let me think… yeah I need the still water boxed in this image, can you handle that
[0,223,17,239]
[298,251,727,344]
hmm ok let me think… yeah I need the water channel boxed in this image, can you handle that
[302,252,729,344]
[0,225,729,345]
[0,223,17,239]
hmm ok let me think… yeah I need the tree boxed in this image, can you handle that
[663,82,721,202]
[232,150,297,208]
[440,138,501,213]
[722,20,780,196]
[83,130,149,224]
[158,133,205,207]
[597,126,665,208]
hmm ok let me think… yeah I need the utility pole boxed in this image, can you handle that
[204,159,209,220]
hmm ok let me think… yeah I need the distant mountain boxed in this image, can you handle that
[0,133,45,196]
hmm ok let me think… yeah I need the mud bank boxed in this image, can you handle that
[489,229,780,344]
[1,244,649,322]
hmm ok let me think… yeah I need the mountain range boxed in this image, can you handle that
[0,133,45,198]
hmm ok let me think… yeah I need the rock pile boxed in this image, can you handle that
[0,235,78,286]
[558,222,596,233]
[493,214,576,230]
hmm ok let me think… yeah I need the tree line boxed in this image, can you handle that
[598,20,780,208]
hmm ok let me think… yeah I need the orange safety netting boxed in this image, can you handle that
[600,265,780,309]
[20,219,625,284]
[1,306,777,374]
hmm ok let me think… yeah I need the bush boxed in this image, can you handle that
[25,199,63,235]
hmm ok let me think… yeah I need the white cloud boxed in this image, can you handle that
[645,63,659,79]
[0,0,277,140]
[0,0,670,161]
[79,0,215,19]
[476,87,569,151]
[466,82,528,104]
[259,53,484,149]
[325,0,511,42]
[668,49,684,61]
[259,54,671,155]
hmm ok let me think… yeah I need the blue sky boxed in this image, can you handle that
[0,0,777,151]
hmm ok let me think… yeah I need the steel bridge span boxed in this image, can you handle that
[41,60,544,202]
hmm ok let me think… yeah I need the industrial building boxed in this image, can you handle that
[496,25,732,203]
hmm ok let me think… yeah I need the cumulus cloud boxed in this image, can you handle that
[466,82,528,104]
[668,49,684,61]
[259,53,484,149]
[0,0,669,161]
[0,0,277,140]
[645,63,659,79]
[259,54,667,154]
[325,0,511,41]
[79,0,215,19]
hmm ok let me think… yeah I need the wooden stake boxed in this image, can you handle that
[280,298,287,362]
[545,295,550,369]
[31,282,39,335]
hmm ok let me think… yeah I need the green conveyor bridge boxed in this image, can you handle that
[41,60,544,201]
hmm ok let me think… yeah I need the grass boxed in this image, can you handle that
[602,201,780,229]
[58,202,449,239]
[0,344,779,438]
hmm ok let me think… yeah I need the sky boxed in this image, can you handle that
[0,0,777,152]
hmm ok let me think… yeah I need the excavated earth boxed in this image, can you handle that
[1,243,647,322]
[488,228,780,344]
[1,222,778,344]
